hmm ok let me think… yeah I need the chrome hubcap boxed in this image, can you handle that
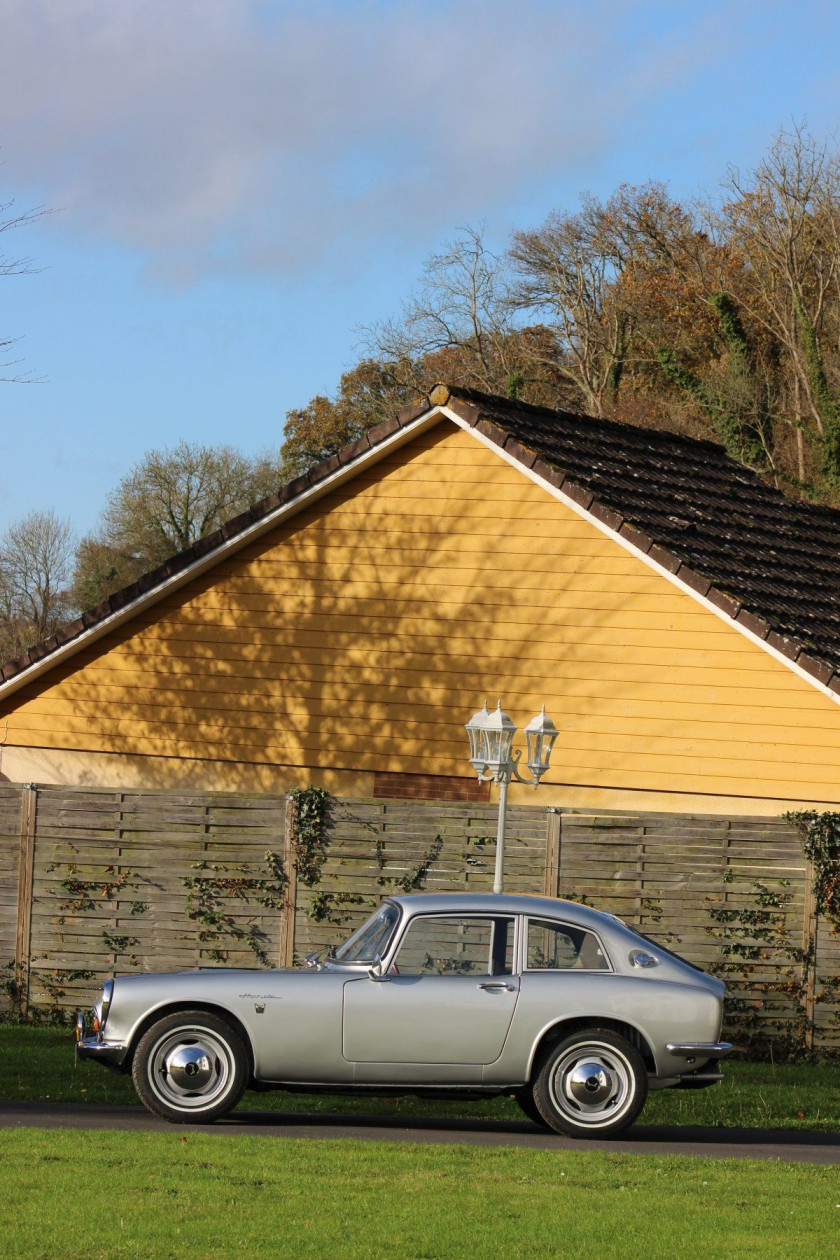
[567,1061,614,1106]
[148,1027,233,1112]
[165,1045,215,1091]
[550,1041,634,1128]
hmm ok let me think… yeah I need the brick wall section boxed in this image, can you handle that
[373,771,491,803]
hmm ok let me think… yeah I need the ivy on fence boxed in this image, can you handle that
[703,876,814,1059]
[181,851,288,965]
[36,851,152,995]
[297,785,445,927]
[786,810,840,931]
[287,786,335,885]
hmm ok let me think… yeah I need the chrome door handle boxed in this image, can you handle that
[478,982,515,992]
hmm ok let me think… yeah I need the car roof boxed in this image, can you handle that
[389,891,617,932]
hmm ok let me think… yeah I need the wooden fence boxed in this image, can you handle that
[0,783,837,1054]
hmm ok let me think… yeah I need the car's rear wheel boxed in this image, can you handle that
[533,1028,648,1138]
[132,1009,248,1123]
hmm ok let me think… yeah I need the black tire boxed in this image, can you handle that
[513,1087,551,1129]
[532,1028,648,1139]
[131,1009,249,1124]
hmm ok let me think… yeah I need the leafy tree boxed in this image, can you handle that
[280,360,418,479]
[656,291,777,471]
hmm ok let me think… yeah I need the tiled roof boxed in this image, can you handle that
[3,383,840,698]
[443,385,840,692]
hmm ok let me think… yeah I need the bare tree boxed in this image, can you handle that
[365,225,530,398]
[101,440,269,563]
[507,194,633,416]
[718,125,840,480]
[0,510,75,659]
[1,198,48,383]
[73,441,285,607]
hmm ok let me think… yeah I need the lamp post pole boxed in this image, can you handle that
[493,776,510,896]
[465,701,558,895]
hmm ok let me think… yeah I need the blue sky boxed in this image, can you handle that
[1,0,839,539]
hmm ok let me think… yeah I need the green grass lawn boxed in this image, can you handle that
[2,1024,840,1131]
[1,1128,839,1258]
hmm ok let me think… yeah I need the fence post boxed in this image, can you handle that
[544,808,562,898]
[279,795,298,968]
[802,854,818,1052]
[13,784,37,1017]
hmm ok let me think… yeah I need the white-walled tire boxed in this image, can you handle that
[533,1029,648,1138]
[132,1010,248,1123]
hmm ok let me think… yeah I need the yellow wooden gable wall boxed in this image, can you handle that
[4,418,840,809]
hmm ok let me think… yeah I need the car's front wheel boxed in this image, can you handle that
[532,1028,648,1138]
[131,1009,249,1123]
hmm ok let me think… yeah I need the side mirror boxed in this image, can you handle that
[367,954,390,982]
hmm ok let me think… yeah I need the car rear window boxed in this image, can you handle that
[525,919,610,971]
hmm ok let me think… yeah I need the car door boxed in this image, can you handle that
[342,913,519,1077]
[493,915,616,1082]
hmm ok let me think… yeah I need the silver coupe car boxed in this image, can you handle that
[76,892,732,1138]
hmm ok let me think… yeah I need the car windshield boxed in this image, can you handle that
[332,903,401,963]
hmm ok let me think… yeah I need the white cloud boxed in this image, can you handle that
[0,0,754,282]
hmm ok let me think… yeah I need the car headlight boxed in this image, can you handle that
[92,979,114,1036]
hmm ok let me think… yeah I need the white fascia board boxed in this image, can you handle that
[0,407,445,702]
[443,405,840,709]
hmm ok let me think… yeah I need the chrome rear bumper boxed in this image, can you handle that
[665,1042,734,1058]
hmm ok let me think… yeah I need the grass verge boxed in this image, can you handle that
[2,1129,839,1258]
[2,1025,840,1131]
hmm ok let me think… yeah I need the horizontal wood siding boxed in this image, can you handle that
[5,422,840,801]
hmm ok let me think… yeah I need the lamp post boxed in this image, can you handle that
[465,701,558,895]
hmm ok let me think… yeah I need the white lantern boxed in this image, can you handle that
[523,706,558,782]
[481,701,517,780]
[464,702,491,776]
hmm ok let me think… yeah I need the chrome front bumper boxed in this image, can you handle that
[75,1009,129,1070]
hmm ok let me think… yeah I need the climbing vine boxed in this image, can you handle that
[2,958,96,1026]
[703,875,817,1059]
[181,851,288,965]
[785,810,840,932]
[46,855,149,969]
[376,834,444,893]
[288,786,336,885]
[307,830,445,928]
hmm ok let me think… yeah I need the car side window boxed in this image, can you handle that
[394,915,514,976]
[526,919,609,971]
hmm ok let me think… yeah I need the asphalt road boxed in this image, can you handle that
[2,1102,840,1164]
